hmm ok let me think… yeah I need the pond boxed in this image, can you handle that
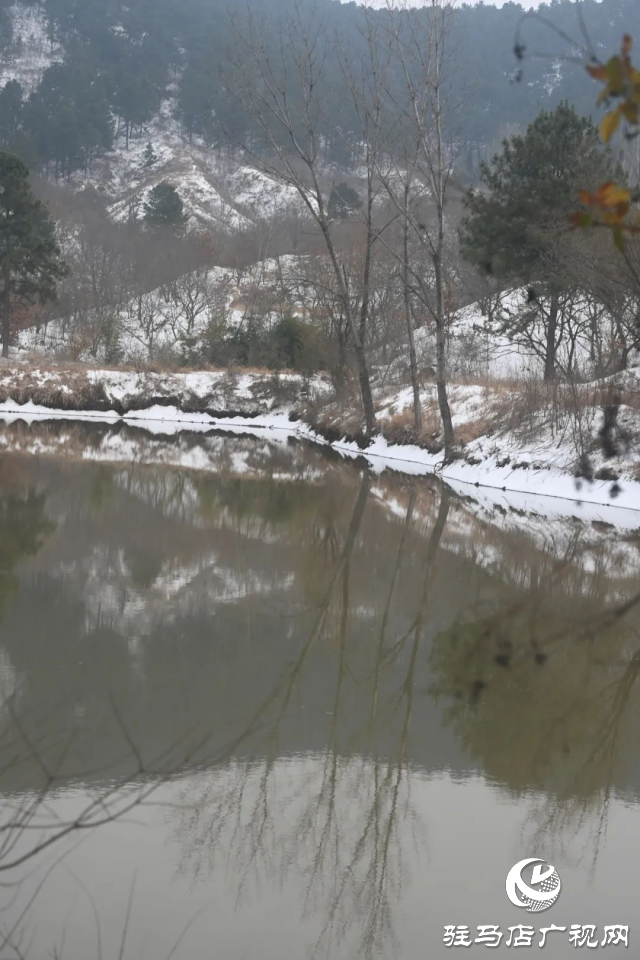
[0,419,639,959]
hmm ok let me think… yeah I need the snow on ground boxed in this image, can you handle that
[0,358,639,522]
[0,4,310,230]
[70,101,309,232]
[23,265,640,378]
[319,427,640,524]
[374,366,640,485]
[1,391,639,526]
[0,4,62,93]
[0,365,333,417]
[17,255,312,363]
[449,288,543,379]
[400,287,640,384]
[224,164,303,218]
[107,160,253,232]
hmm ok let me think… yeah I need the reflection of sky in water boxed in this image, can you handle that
[5,767,639,959]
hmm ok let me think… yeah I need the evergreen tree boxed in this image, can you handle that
[2,0,640,184]
[177,62,215,142]
[3,0,639,183]
[0,82,24,149]
[0,151,68,358]
[43,0,67,46]
[460,104,622,378]
[143,141,157,167]
[143,181,187,229]
[23,62,113,177]
[0,2,12,52]
[328,182,362,220]
[0,489,55,614]
[461,104,618,280]
[112,35,169,148]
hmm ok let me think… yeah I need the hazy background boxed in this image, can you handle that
[346,0,544,8]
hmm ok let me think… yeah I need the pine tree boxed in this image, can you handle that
[0,82,24,149]
[0,489,55,614]
[328,182,362,220]
[177,62,214,142]
[460,103,622,379]
[0,3,12,52]
[0,151,68,358]
[143,141,157,167]
[460,104,618,279]
[143,181,187,229]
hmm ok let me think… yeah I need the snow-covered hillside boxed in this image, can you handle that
[0,3,307,231]
[0,4,62,92]
[17,256,311,363]
[78,102,306,232]
[17,253,640,382]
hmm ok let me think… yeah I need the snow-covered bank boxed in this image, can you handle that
[1,363,639,524]
[0,365,332,416]
[1,398,639,528]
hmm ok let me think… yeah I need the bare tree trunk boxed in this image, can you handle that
[432,19,455,460]
[614,343,631,373]
[403,182,422,433]
[435,279,454,457]
[318,218,376,436]
[613,315,631,372]
[354,338,376,436]
[359,174,374,348]
[1,282,10,360]
[544,293,559,381]
[356,161,378,437]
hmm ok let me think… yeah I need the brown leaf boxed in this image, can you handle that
[600,108,622,142]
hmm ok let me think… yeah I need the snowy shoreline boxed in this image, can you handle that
[1,398,640,529]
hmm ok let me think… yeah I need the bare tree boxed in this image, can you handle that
[563,230,640,375]
[362,0,459,456]
[61,214,127,359]
[120,228,174,362]
[227,1,378,435]
[163,267,217,358]
[402,168,422,430]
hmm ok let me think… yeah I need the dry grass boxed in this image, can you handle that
[3,356,639,466]
[0,370,113,411]
[376,373,640,458]
[0,362,314,417]
[383,404,443,451]
[456,415,495,446]
[5,352,319,379]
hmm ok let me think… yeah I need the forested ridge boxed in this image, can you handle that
[0,0,639,179]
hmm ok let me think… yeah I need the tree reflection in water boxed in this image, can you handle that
[169,477,450,959]
[0,423,639,957]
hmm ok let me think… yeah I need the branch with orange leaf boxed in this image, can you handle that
[587,35,640,144]
[573,35,640,250]
[572,182,639,252]
[513,13,640,251]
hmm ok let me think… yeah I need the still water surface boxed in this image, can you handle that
[0,420,639,958]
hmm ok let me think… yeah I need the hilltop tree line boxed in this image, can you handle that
[0,0,639,178]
